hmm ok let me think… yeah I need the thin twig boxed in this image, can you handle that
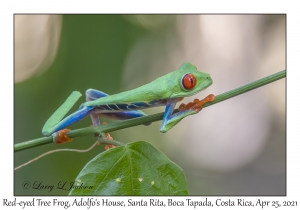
[14,138,125,170]
[14,70,286,152]
[15,140,99,170]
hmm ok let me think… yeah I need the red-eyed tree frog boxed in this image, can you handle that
[42,62,214,143]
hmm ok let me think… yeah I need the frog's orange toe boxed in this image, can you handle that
[53,129,72,144]
[178,94,215,113]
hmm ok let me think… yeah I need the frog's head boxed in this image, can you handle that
[170,62,213,98]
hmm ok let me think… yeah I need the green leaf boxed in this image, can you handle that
[69,141,189,195]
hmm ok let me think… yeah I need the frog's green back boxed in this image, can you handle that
[85,63,212,106]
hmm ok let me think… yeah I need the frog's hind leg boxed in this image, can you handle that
[85,89,149,149]
[86,89,149,124]
[85,89,116,150]
[85,89,108,126]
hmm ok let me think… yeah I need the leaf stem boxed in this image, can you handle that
[14,70,285,152]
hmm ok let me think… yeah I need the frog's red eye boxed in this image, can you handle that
[182,73,196,90]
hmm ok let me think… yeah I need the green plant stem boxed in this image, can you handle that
[14,70,286,152]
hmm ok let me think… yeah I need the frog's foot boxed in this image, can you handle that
[53,129,72,144]
[179,94,215,113]
[104,132,115,150]
[101,122,116,150]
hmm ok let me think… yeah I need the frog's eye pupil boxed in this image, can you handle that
[182,73,196,90]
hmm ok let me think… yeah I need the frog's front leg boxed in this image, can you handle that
[160,94,215,133]
[178,94,215,113]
